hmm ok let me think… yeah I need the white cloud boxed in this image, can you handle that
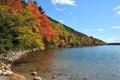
[113,5,120,15]
[58,19,64,23]
[113,5,120,10]
[84,29,90,32]
[56,8,66,11]
[51,0,76,6]
[73,20,77,22]
[111,26,120,29]
[106,38,120,43]
[91,29,95,31]
[97,28,104,32]
[69,12,73,15]
[69,12,77,17]
[84,28,104,32]
[84,29,95,32]
[117,11,120,15]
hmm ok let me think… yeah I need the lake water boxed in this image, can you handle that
[12,45,120,80]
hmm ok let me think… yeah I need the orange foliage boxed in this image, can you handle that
[27,2,53,39]
[7,0,22,11]
[5,0,56,40]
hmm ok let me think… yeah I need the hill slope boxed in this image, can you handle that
[0,1,106,53]
[48,17,106,48]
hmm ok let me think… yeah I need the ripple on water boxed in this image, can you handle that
[13,46,120,80]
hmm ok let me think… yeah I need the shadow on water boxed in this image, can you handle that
[12,48,62,80]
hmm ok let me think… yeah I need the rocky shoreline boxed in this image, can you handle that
[0,62,26,80]
[0,49,44,80]
[0,49,39,64]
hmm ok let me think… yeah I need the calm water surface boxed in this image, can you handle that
[12,45,120,80]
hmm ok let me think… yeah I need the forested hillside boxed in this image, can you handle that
[0,0,106,53]
[49,17,106,47]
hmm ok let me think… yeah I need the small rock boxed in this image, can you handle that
[0,70,3,75]
[6,64,12,68]
[3,70,13,76]
[33,76,42,80]
[57,73,62,75]
[4,65,10,70]
[31,71,37,76]
[1,68,5,72]
[9,73,26,80]
[83,77,88,80]
[1,63,6,66]
[52,75,56,79]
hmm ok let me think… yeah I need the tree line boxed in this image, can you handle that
[0,0,106,53]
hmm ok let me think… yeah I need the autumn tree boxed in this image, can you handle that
[0,0,105,53]
[0,0,7,5]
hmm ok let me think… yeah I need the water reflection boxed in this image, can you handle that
[12,46,120,80]
[12,48,62,80]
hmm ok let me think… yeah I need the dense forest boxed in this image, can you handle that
[0,0,106,53]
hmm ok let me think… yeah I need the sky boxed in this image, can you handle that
[32,0,120,43]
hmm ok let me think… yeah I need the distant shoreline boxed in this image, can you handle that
[107,43,120,45]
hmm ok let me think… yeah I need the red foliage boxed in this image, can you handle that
[6,0,53,39]
[27,2,53,39]
[6,0,22,11]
